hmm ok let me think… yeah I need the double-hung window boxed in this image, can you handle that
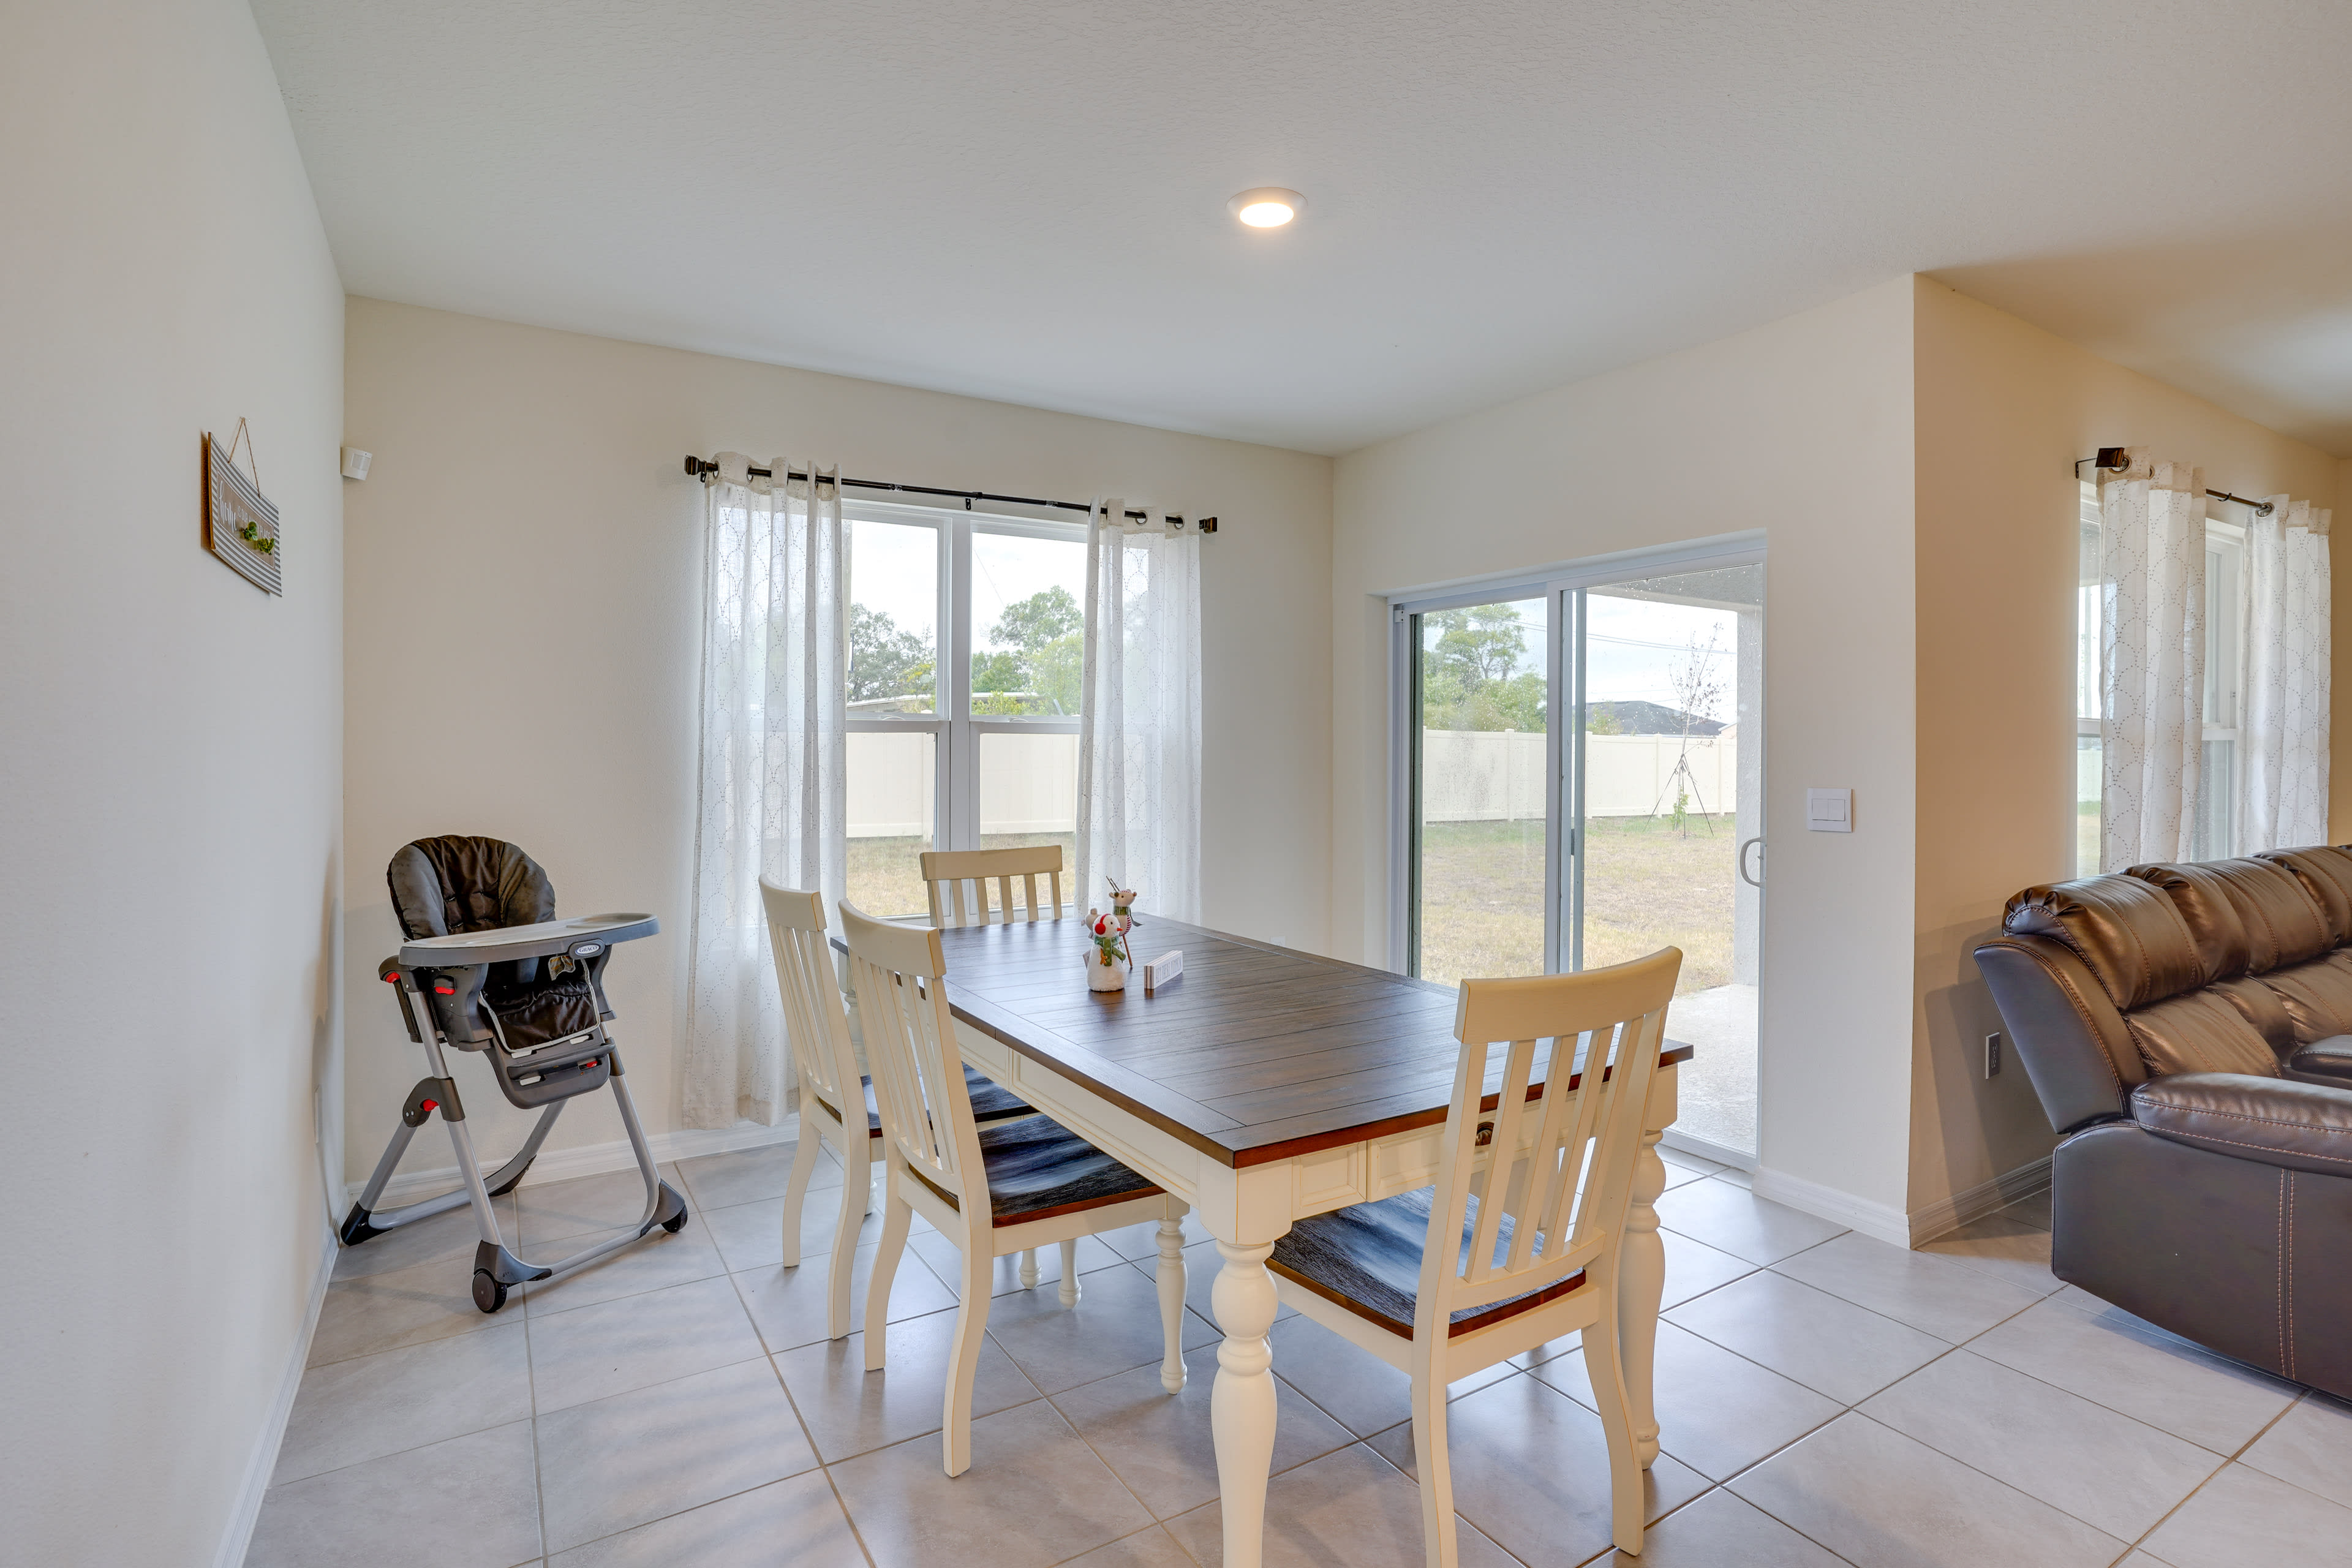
[2075,480,2245,876]
[842,501,1087,916]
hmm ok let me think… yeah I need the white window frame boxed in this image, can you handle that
[844,498,1085,869]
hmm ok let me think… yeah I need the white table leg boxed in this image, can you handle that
[1619,1061,1675,1469]
[1211,1238,1281,1568]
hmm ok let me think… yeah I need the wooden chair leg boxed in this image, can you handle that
[943,1242,993,1477]
[1584,1300,1646,1555]
[1411,1363,1458,1568]
[824,1144,865,1340]
[777,1118,824,1269]
[864,1170,913,1371]
[1058,1237,1082,1306]
[1156,1208,1188,1392]
[1019,1248,1038,1288]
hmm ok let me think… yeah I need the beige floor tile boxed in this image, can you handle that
[829,1398,1156,1568]
[1726,1412,2124,1568]
[2239,1392,2352,1512]
[331,1194,516,1281]
[274,1321,532,1485]
[704,1189,886,1273]
[1531,1322,1841,1482]
[1058,1525,1199,1567]
[1657,1146,1730,1185]
[1965,1296,2299,1455]
[518,1213,726,1315]
[1150,1238,1297,1329]
[535,1359,819,1552]
[774,1308,1044,1461]
[1164,1442,1517,1568]
[1366,1374,1711,1567]
[1914,1213,2062,1296]
[307,1253,504,1368]
[1654,1177,1847,1264]
[1659,1227,1760,1310]
[514,1163,688,1246]
[1713,1165,1757,1189]
[529,1275,766,1412]
[981,1257,1222,1396]
[548,1471,866,1567]
[676,1137,845,1210]
[1051,1344,1352,1519]
[734,1237,959,1354]
[2000,1189,2053,1231]
[1588,1487,1847,1567]
[1262,1313,1516,1437]
[1665,1269,1948,1404]
[1773,1231,2046,1341]
[246,1420,541,1568]
[904,1227,1129,1297]
[2136,1461,2352,1568]
[1859,1349,2223,1540]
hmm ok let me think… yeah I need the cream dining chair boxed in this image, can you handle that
[840,898,1190,1477]
[758,878,1034,1341]
[919,843,1065,926]
[1264,946,1682,1566]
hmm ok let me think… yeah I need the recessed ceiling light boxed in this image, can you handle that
[1228,187,1305,228]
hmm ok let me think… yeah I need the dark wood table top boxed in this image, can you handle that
[920,916,1694,1170]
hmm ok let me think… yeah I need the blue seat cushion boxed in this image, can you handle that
[1268,1188,1586,1338]
[977,1116,1161,1226]
[856,1066,1033,1135]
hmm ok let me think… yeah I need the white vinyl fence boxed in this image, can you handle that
[1419,730,1740,821]
[848,730,1078,837]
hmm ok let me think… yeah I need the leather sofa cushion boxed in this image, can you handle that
[2259,950,2352,1046]
[2256,847,2352,944]
[2130,859,2331,978]
[2005,876,2204,1012]
[2288,1037,2352,1085]
[2123,989,2283,1079]
[2133,1072,2352,1178]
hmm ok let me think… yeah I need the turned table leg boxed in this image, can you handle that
[1211,1238,1281,1568]
[1619,1061,1676,1468]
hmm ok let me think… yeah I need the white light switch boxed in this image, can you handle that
[1806,788,1853,832]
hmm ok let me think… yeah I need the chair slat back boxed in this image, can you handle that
[1417,948,1681,1330]
[919,845,1064,927]
[838,899,986,1213]
[758,880,861,1122]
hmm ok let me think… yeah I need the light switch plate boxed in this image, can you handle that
[1806,788,1853,832]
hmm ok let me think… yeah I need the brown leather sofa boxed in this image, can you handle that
[1975,846,2352,1398]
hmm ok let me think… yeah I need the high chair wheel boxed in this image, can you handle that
[471,1270,509,1314]
[661,1210,688,1234]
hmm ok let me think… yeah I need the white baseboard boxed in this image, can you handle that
[1905,1155,2052,1247]
[347,1118,800,1208]
[1749,1167,1913,1249]
[215,1226,336,1568]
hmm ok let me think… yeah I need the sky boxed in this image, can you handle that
[1427,592,1743,720]
[847,515,1086,656]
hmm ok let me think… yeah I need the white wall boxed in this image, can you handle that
[0,4,346,1563]
[1333,279,1918,1224]
[341,300,1331,1182]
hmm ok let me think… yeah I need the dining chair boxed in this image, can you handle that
[758,878,1035,1341]
[1265,947,1682,1565]
[919,843,1065,926]
[840,898,1190,1477]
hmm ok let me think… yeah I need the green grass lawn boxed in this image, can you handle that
[847,832,1076,921]
[1417,814,1739,990]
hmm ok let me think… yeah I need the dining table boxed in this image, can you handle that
[911,913,1691,1568]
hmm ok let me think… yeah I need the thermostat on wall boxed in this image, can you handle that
[1806,788,1853,832]
[341,447,372,481]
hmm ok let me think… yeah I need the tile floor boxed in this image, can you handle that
[249,1139,2352,1568]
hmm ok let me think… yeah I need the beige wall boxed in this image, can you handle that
[1332,278,1920,1223]
[0,2,347,1562]
[341,300,1332,1182]
[1908,277,2346,1218]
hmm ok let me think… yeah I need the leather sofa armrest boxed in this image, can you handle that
[2287,1036,2352,1085]
[2131,1072,2352,1177]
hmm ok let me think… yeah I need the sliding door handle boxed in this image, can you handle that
[1739,837,1765,888]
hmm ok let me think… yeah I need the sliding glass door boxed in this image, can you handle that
[1398,552,1763,1161]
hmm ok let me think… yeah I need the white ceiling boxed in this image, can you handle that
[252,0,2352,458]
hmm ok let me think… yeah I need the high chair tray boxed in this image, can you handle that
[400,913,659,968]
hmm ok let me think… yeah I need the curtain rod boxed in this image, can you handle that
[682,456,1218,533]
[2075,448,2275,516]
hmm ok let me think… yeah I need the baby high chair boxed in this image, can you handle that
[339,835,685,1312]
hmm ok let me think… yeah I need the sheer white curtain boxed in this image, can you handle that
[2100,451,2206,869]
[1076,498,1202,924]
[682,455,846,1128]
[2240,495,2332,853]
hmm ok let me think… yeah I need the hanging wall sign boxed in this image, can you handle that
[203,420,281,595]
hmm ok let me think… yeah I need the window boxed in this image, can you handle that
[845,502,1086,916]
[2075,480,2244,876]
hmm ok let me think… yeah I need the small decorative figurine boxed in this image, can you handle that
[1085,880,1141,992]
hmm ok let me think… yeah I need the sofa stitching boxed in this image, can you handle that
[2286,1170,2297,1381]
[2145,1125,2352,1166]
[2277,1173,2287,1373]
[2133,1100,2349,1133]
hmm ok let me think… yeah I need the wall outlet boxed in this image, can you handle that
[1985,1032,2002,1078]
